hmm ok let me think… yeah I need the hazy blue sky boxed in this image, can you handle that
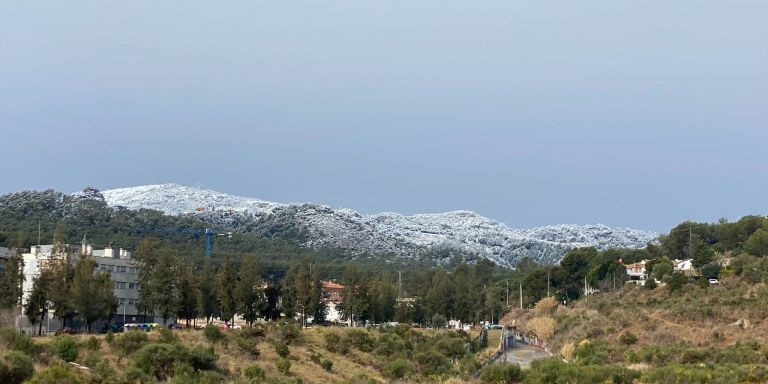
[1,1,766,231]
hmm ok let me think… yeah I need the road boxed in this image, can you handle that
[495,344,551,368]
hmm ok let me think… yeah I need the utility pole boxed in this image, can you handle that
[547,270,551,297]
[689,227,694,261]
[506,281,509,307]
[519,281,523,309]
[37,221,41,246]
[398,271,402,298]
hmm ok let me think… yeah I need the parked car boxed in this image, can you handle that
[709,278,720,286]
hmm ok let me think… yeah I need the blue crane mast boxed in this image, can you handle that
[138,226,232,258]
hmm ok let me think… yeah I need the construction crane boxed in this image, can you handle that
[138,226,232,259]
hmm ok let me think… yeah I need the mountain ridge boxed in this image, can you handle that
[97,183,658,267]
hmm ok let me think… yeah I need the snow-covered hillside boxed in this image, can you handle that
[99,184,658,267]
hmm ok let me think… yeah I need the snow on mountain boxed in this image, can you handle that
[99,184,658,267]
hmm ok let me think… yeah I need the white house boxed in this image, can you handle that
[672,259,694,272]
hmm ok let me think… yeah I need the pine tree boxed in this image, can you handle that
[236,254,262,327]
[0,253,22,309]
[135,238,161,319]
[150,248,180,326]
[48,255,76,328]
[24,269,52,335]
[308,264,325,324]
[217,256,237,324]
[176,261,199,327]
[280,266,297,319]
[341,265,369,326]
[71,257,115,333]
[197,261,219,324]
[294,258,311,327]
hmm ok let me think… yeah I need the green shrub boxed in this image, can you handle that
[375,333,404,357]
[113,330,148,356]
[52,334,78,362]
[526,358,639,384]
[27,364,84,384]
[236,336,260,358]
[276,322,300,344]
[644,278,657,290]
[0,351,35,384]
[0,328,34,355]
[415,350,450,376]
[244,364,265,380]
[667,272,688,292]
[320,358,333,372]
[203,324,224,343]
[158,327,179,344]
[84,336,101,351]
[324,332,349,354]
[619,331,638,345]
[275,342,290,358]
[89,359,119,384]
[276,358,291,375]
[436,336,467,360]
[186,346,218,371]
[134,343,183,380]
[480,362,523,383]
[383,358,411,379]
[105,330,114,344]
[641,363,742,384]
[345,329,375,352]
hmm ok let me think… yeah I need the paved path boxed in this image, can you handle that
[495,344,551,368]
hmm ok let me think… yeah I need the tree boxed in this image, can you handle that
[308,263,326,324]
[176,259,198,327]
[24,270,52,335]
[744,229,768,257]
[217,256,237,324]
[0,254,22,309]
[701,262,722,280]
[294,258,311,327]
[197,261,218,323]
[236,254,262,327]
[148,248,180,325]
[340,265,369,326]
[135,238,161,319]
[280,266,297,319]
[47,256,76,328]
[70,257,116,332]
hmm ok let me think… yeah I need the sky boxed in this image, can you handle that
[1,1,766,232]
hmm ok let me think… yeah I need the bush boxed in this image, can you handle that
[244,364,265,380]
[134,343,183,380]
[526,358,639,384]
[52,334,78,362]
[383,358,411,379]
[203,324,224,343]
[105,330,114,344]
[158,327,179,344]
[0,328,34,355]
[275,342,290,358]
[236,336,260,358]
[526,316,556,341]
[480,362,523,383]
[619,332,638,345]
[701,262,722,279]
[276,358,291,375]
[324,332,349,354]
[26,364,84,384]
[186,346,218,371]
[667,272,688,292]
[644,278,657,290]
[113,330,148,356]
[415,350,451,376]
[345,329,375,352]
[0,351,35,384]
[320,358,333,372]
[84,336,101,351]
[276,322,301,344]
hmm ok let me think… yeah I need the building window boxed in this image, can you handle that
[115,281,126,289]
[117,265,127,273]
[127,267,136,274]
[128,300,137,306]
[118,298,126,305]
